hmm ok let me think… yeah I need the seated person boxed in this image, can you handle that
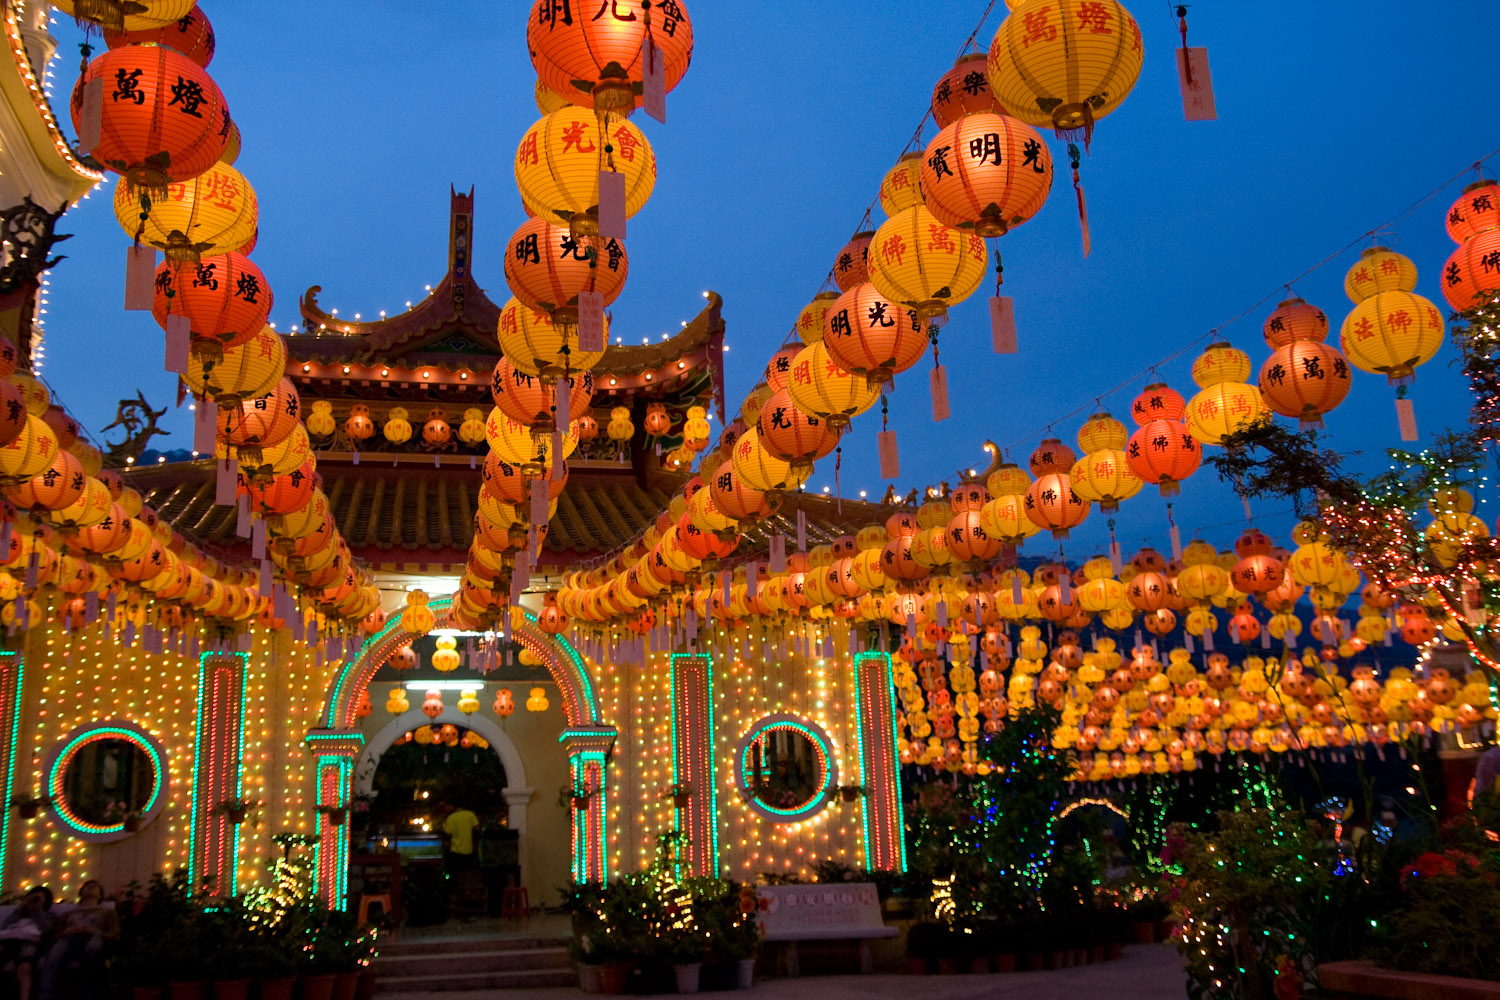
[0,887,54,1000]
[37,881,116,1000]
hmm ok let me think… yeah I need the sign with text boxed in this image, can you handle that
[757,884,884,940]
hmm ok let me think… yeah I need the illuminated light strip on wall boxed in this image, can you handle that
[670,653,718,877]
[853,651,906,872]
[44,723,166,838]
[188,653,247,895]
[735,715,837,822]
[560,727,615,884]
[0,653,22,884]
[304,730,364,909]
[324,602,599,728]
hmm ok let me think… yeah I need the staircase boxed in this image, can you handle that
[373,932,576,993]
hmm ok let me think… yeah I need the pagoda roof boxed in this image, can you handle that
[286,187,726,416]
[123,457,887,573]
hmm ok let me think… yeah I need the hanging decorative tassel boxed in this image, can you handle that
[877,396,899,479]
[1069,143,1091,258]
[929,323,950,421]
[834,446,843,514]
[1175,6,1217,121]
[1395,390,1418,442]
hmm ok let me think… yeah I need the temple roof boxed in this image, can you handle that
[123,457,886,573]
[285,187,726,417]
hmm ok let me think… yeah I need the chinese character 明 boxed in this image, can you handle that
[828,310,853,338]
[517,133,540,166]
[516,233,541,264]
[538,0,572,26]
[968,132,1002,166]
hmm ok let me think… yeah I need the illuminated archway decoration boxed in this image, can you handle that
[670,652,718,877]
[734,713,838,823]
[320,597,600,729]
[44,720,167,844]
[187,652,247,896]
[311,598,612,904]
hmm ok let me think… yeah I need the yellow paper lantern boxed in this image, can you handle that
[526,686,550,713]
[731,427,807,493]
[0,416,59,483]
[879,152,924,217]
[432,634,461,672]
[786,341,881,431]
[400,589,436,636]
[1069,450,1140,512]
[457,689,480,715]
[185,325,285,403]
[514,107,656,234]
[115,161,259,261]
[385,686,409,715]
[497,297,606,380]
[384,407,413,446]
[866,205,988,323]
[1340,290,1445,385]
[1343,246,1419,302]
[305,400,336,437]
[794,292,838,345]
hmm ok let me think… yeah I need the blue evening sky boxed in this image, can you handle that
[35,2,1500,559]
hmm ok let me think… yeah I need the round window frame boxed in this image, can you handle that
[44,720,168,844]
[734,713,837,823]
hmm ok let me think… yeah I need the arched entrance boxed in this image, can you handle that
[308,601,615,908]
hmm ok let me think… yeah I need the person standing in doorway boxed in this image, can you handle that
[442,799,480,872]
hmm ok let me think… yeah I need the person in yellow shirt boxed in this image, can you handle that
[442,800,481,872]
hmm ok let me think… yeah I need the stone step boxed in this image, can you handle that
[376,935,569,957]
[374,967,577,993]
[374,946,571,978]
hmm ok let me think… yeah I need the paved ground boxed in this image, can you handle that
[380,942,1188,1000]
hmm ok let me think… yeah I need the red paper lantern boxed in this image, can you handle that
[1024,473,1089,540]
[930,52,1002,127]
[527,0,694,114]
[503,217,628,316]
[1440,228,1500,311]
[70,46,229,188]
[1445,180,1500,243]
[1259,341,1352,429]
[106,6,216,66]
[153,253,272,352]
[1028,438,1076,476]
[756,389,838,466]
[239,460,315,515]
[707,464,772,523]
[763,346,802,393]
[1125,420,1200,496]
[218,377,299,448]
[1129,382,1186,425]
[919,112,1053,237]
[833,232,874,292]
[822,282,926,384]
[1262,297,1329,350]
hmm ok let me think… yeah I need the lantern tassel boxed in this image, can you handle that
[1069,143,1091,258]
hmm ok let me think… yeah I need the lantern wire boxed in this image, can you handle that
[997,144,1500,456]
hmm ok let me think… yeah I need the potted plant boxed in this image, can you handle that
[905,921,942,975]
[558,785,593,810]
[216,798,257,825]
[9,794,48,819]
[316,805,348,828]
[837,784,866,803]
[662,783,692,809]
[669,931,707,995]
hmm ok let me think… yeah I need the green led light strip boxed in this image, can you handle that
[188,653,247,894]
[670,653,719,876]
[854,652,907,872]
[0,654,24,884]
[45,723,166,838]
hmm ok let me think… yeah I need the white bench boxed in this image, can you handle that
[756,883,898,976]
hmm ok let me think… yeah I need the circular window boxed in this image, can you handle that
[734,714,837,822]
[44,722,167,843]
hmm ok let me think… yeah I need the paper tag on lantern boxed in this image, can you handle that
[746,561,758,594]
[0,522,9,563]
[1183,634,1195,654]
[935,601,948,629]
[125,246,157,311]
[352,451,360,466]
[1058,574,1071,604]
[1169,523,1183,561]
[929,365,950,422]
[529,478,548,527]
[848,630,860,659]
[905,613,917,641]
[769,534,786,573]
[1395,398,1418,442]
[1260,626,1271,649]
[1176,47,1217,121]
[643,35,667,123]
[1227,619,1238,644]
[236,494,251,538]
[1382,631,1392,648]
[85,591,98,623]
[259,559,272,597]
[550,429,565,481]
[685,609,697,640]
[23,551,37,591]
[215,458,236,506]
[597,170,627,241]
[1202,629,1214,652]
[106,591,116,624]
[722,570,731,605]
[575,291,606,355]
[989,296,1018,354]
[251,517,267,561]
[164,316,191,374]
[1108,540,1122,573]
[877,430,900,479]
[554,375,571,430]
[796,509,807,551]
[1011,574,1024,604]
[193,399,217,454]
[238,632,253,653]
[78,76,104,152]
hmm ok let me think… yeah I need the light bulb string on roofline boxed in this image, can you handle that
[996,144,1500,457]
